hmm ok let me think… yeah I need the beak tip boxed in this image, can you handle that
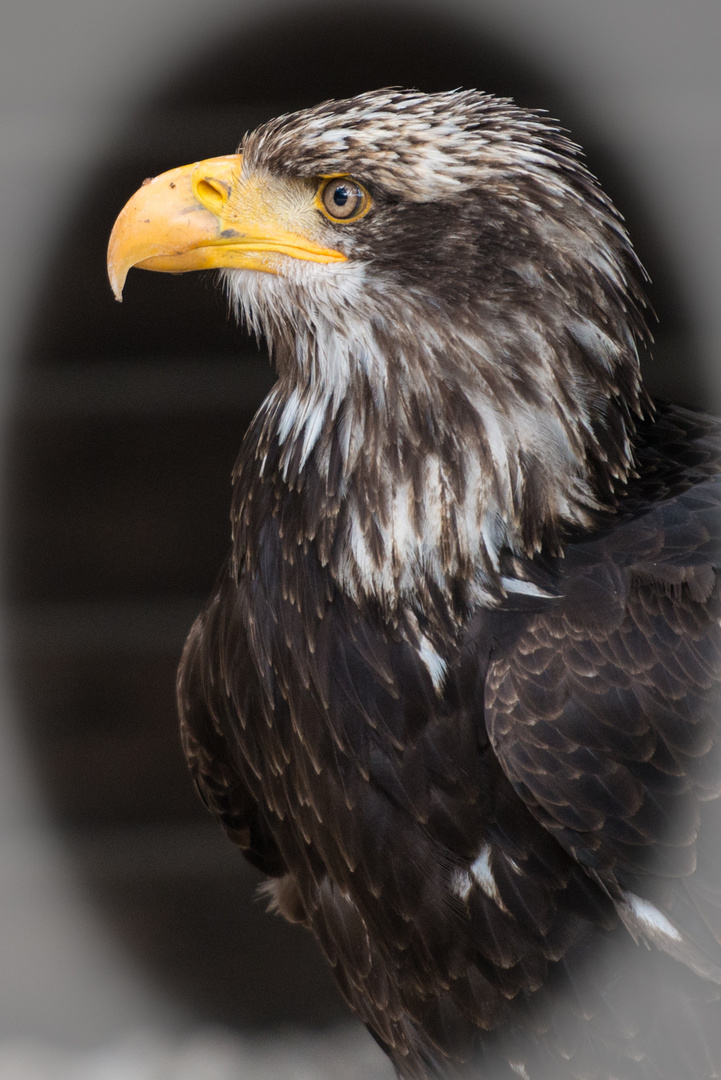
[107,257,127,302]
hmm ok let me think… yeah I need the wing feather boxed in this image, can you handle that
[177,568,288,878]
[487,467,721,985]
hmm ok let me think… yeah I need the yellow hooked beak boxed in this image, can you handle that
[107,155,347,301]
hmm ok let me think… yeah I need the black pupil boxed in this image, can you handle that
[333,185,350,206]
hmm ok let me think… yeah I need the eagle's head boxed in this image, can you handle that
[108,89,650,609]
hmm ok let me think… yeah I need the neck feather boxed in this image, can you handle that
[230,280,646,617]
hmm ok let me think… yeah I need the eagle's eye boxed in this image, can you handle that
[317,177,371,223]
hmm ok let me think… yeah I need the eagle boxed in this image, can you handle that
[107,89,721,1079]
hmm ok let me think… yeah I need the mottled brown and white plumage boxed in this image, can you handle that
[111,89,721,1078]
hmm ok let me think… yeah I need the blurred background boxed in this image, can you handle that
[0,0,719,1075]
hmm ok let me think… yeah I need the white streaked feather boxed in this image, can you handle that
[619,892,682,945]
[451,869,473,903]
[500,576,554,599]
[510,1063,530,1080]
[617,890,721,984]
[416,634,448,693]
[451,846,511,913]
[470,845,509,913]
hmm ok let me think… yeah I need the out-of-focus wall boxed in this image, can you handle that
[0,0,718,1070]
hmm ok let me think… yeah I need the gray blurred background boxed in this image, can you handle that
[0,0,719,1075]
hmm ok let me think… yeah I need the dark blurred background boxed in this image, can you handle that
[0,0,719,1073]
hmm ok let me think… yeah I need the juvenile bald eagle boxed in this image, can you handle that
[108,89,721,1079]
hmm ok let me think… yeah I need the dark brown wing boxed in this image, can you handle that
[177,567,287,878]
[486,412,721,979]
